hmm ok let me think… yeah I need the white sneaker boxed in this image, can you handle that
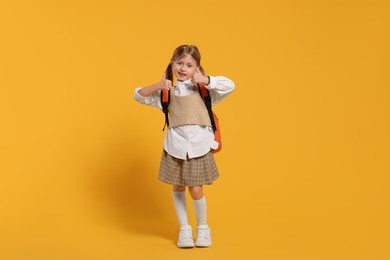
[195,225,212,247]
[177,225,194,248]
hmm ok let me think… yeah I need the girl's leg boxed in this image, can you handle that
[172,185,194,248]
[188,186,206,225]
[172,185,189,227]
[189,185,212,247]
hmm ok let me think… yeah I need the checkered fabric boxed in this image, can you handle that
[158,150,220,186]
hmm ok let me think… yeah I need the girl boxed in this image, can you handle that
[134,45,235,248]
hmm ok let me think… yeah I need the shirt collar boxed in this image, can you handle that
[175,79,193,87]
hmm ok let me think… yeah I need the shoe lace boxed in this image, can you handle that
[197,228,209,239]
[180,229,192,239]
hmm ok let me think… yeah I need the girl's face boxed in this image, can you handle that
[171,54,198,81]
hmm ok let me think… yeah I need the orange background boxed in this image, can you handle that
[1,0,389,259]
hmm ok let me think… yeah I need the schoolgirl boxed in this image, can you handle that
[134,45,235,248]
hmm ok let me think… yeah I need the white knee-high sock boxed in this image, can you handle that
[172,191,189,227]
[192,196,207,226]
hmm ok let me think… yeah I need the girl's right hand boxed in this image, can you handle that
[160,73,173,90]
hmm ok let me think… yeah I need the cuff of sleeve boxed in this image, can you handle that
[134,87,148,101]
[205,76,215,89]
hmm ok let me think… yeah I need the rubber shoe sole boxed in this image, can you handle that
[177,240,195,248]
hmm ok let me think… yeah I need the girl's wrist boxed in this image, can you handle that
[205,76,210,85]
[158,82,166,90]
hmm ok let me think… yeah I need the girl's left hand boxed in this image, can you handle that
[191,67,209,85]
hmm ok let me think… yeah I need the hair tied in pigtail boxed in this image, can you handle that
[165,63,174,82]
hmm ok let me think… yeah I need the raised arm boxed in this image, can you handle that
[138,73,173,97]
[191,68,235,106]
[134,73,174,109]
[206,76,235,106]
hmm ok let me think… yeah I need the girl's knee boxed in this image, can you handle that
[173,185,186,192]
[188,186,204,200]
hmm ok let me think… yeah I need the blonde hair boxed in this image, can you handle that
[164,45,205,81]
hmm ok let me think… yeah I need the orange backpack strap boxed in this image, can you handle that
[160,89,170,131]
[198,84,217,132]
[198,83,222,153]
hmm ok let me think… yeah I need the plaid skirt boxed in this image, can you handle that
[158,150,220,186]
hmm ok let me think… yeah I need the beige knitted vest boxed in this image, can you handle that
[168,90,211,128]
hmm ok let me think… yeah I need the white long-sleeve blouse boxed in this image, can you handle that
[134,76,235,160]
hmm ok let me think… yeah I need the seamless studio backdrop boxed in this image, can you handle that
[0,1,389,259]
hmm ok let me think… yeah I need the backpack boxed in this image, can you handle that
[160,83,222,153]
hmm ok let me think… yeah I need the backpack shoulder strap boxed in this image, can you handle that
[198,84,217,132]
[160,89,170,131]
